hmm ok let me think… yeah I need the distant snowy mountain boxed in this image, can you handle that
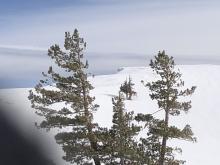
[0,65,220,165]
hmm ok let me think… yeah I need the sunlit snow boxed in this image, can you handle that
[0,65,219,165]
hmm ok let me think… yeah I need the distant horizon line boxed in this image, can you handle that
[1,64,220,90]
[1,45,220,58]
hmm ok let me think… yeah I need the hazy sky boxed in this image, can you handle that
[2,0,220,88]
[1,0,220,56]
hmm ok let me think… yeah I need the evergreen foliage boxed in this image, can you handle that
[136,51,196,165]
[27,29,197,165]
[28,29,105,165]
[106,92,141,165]
[120,76,136,100]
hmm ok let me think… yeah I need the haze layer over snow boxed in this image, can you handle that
[0,65,219,165]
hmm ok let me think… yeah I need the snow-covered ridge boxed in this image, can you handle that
[1,65,220,165]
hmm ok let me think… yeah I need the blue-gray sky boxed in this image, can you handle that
[1,0,220,55]
[1,0,220,88]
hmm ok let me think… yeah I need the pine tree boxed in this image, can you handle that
[138,51,196,165]
[28,29,103,165]
[120,76,136,100]
[135,113,187,165]
[135,114,162,164]
[106,92,141,164]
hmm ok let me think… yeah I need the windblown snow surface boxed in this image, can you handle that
[0,65,219,165]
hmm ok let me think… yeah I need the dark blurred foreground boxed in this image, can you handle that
[0,105,55,165]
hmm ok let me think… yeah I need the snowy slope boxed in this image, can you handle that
[0,65,220,165]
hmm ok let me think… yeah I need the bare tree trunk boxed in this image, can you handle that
[158,110,169,165]
[78,53,101,165]
[92,145,101,165]
[128,93,131,100]
[120,157,125,165]
[82,86,101,165]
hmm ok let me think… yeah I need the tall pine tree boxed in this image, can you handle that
[107,92,141,164]
[138,51,196,165]
[28,29,103,165]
